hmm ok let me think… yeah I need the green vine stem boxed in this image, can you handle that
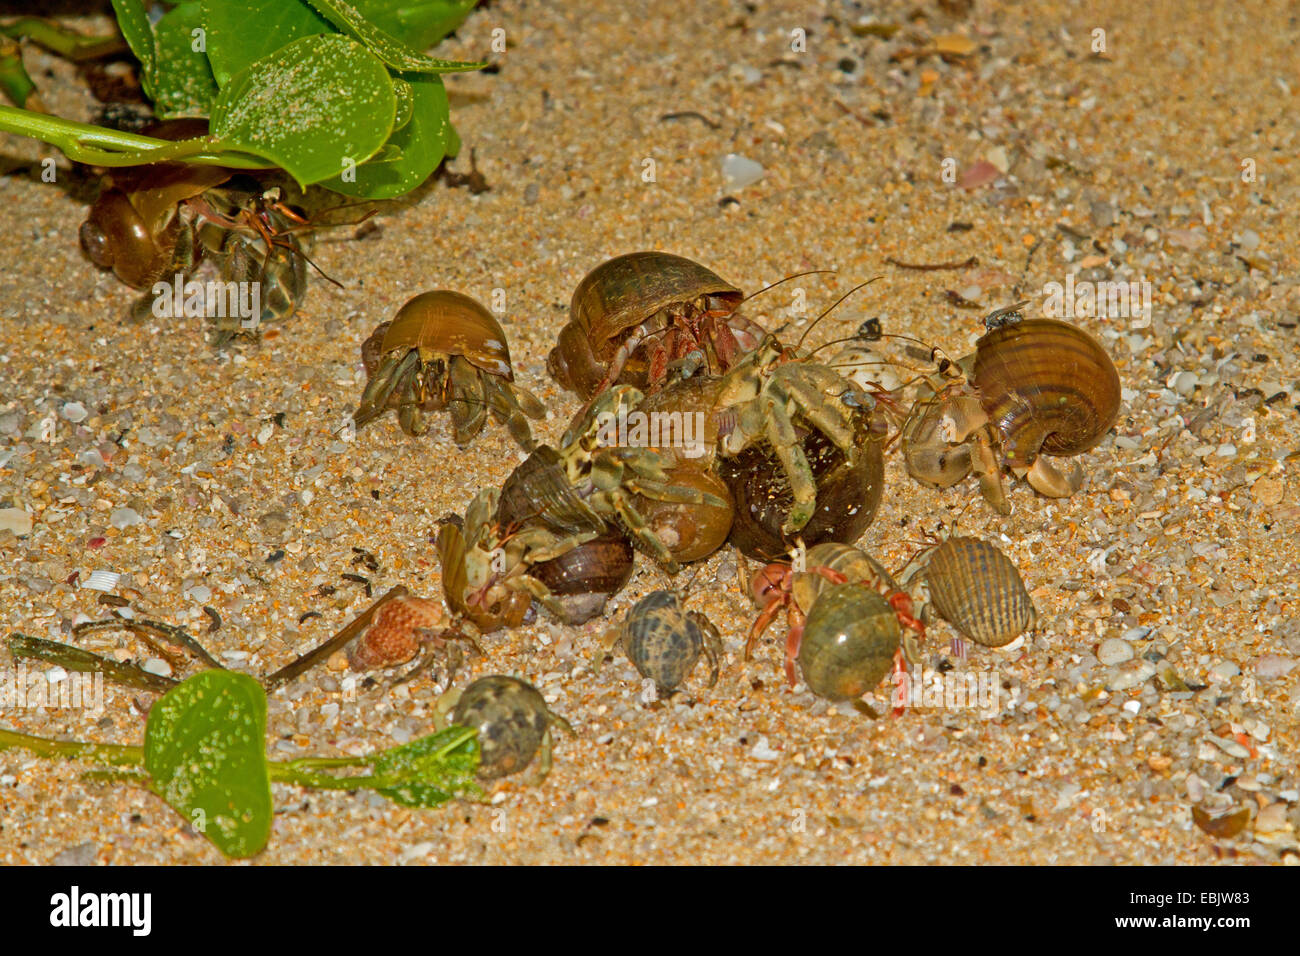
[0,104,274,169]
[0,724,479,793]
[0,727,144,767]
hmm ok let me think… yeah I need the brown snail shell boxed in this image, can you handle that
[920,536,1035,648]
[633,461,734,564]
[719,408,885,562]
[972,318,1120,466]
[549,251,743,398]
[381,291,514,379]
[531,528,635,624]
[79,120,229,290]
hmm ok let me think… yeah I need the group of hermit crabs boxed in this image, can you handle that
[341,251,1121,774]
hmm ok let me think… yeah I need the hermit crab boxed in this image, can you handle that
[902,316,1121,513]
[443,675,574,781]
[598,590,723,695]
[748,542,924,690]
[436,488,602,633]
[899,534,1037,656]
[355,290,544,449]
[494,386,728,573]
[714,337,879,536]
[547,251,765,399]
[77,119,331,342]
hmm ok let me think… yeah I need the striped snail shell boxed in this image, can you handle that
[972,318,1120,467]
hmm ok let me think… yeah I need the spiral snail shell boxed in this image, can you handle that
[972,317,1121,467]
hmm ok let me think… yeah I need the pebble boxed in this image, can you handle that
[1171,371,1198,396]
[1089,201,1116,227]
[1254,654,1297,679]
[141,658,172,677]
[109,506,143,529]
[0,507,33,537]
[51,842,98,866]
[60,401,88,423]
[749,736,781,761]
[523,183,540,204]
[1097,638,1135,665]
[1105,659,1156,691]
[1206,735,1251,760]
[1251,477,1284,505]
[1215,443,1237,458]
[1165,227,1207,249]
[1208,660,1240,681]
[721,154,764,190]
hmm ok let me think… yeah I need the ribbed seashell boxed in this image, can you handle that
[972,318,1120,465]
[346,594,443,669]
[921,537,1035,647]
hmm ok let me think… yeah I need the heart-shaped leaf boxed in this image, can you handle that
[144,671,272,859]
[211,33,396,187]
[306,0,484,73]
[200,0,333,88]
[150,2,219,117]
[322,72,453,198]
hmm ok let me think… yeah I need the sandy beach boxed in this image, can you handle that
[0,0,1297,864]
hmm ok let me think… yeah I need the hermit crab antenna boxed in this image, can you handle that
[736,269,837,307]
[794,275,884,350]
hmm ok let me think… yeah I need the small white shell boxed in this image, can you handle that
[830,346,903,393]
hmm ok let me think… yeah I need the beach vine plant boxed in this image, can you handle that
[0,670,482,859]
[0,0,484,199]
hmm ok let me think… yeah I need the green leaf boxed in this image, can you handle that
[371,726,480,808]
[305,0,484,73]
[355,0,479,51]
[211,33,396,187]
[321,71,451,198]
[150,2,219,117]
[109,0,156,82]
[200,0,333,88]
[144,671,272,859]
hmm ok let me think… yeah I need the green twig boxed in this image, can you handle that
[0,727,144,767]
[0,105,273,169]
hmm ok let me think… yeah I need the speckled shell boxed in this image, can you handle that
[972,318,1120,463]
[720,408,885,562]
[549,252,741,395]
[453,676,553,779]
[622,591,707,692]
[346,595,443,670]
[380,291,514,379]
[922,536,1035,647]
[797,584,900,701]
